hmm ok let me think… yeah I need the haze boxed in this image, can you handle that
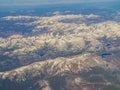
[0,0,117,6]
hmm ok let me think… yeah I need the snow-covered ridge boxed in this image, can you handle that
[0,53,117,82]
[0,14,120,90]
[0,14,120,55]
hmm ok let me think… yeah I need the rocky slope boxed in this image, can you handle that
[0,53,120,90]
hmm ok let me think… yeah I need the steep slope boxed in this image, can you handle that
[0,53,120,90]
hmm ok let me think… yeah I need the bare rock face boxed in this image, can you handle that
[0,53,120,90]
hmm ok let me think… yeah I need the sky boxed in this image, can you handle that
[0,0,118,6]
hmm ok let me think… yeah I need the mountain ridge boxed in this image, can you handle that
[0,53,119,90]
